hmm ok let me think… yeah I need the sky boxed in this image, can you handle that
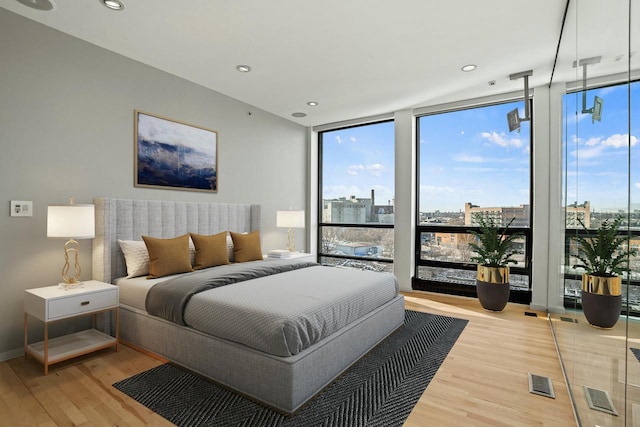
[321,82,639,214]
[564,83,639,212]
[322,121,395,206]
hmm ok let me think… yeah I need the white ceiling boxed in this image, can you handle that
[1,0,636,127]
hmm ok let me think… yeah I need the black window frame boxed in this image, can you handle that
[317,120,395,269]
[412,100,534,305]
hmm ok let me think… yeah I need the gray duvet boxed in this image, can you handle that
[147,259,399,357]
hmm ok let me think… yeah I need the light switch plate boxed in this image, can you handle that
[11,200,33,217]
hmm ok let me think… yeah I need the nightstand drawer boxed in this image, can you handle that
[47,290,117,320]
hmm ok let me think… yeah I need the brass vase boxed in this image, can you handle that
[476,265,510,312]
[581,273,622,329]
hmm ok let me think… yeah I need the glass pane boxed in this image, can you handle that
[417,266,529,291]
[321,121,395,225]
[319,256,393,273]
[419,231,526,268]
[563,83,638,219]
[418,101,531,227]
[320,226,393,260]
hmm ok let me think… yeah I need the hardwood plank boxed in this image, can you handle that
[402,291,577,426]
[1,292,577,426]
[551,311,640,426]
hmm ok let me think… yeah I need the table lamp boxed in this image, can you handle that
[47,199,95,289]
[276,210,304,252]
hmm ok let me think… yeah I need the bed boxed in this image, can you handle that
[92,197,405,413]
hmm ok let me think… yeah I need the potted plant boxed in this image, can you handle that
[468,214,523,311]
[572,215,636,328]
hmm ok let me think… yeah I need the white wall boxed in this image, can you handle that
[0,9,307,360]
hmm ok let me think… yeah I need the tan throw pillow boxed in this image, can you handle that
[230,231,263,263]
[190,232,230,269]
[142,234,193,278]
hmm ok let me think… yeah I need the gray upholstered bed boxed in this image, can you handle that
[92,197,405,413]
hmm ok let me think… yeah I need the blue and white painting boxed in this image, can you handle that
[135,111,217,192]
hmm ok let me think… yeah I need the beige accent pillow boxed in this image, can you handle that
[142,234,193,278]
[230,231,263,262]
[118,238,195,278]
[190,232,230,269]
[118,239,149,278]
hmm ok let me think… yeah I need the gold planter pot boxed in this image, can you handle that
[476,265,509,284]
[581,274,622,296]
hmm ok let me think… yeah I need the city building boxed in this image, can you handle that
[464,202,530,227]
[565,201,591,228]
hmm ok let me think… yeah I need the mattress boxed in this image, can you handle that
[116,260,399,357]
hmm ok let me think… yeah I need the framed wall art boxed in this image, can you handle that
[134,110,218,192]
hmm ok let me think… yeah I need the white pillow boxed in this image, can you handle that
[227,233,235,262]
[118,239,149,278]
[118,238,196,277]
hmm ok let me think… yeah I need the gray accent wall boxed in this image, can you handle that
[0,9,307,360]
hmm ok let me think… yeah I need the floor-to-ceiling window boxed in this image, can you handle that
[563,81,640,314]
[413,100,533,303]
[318,120,394,272]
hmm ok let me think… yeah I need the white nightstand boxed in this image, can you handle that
[24,280,119,375]
[264,251,316,262]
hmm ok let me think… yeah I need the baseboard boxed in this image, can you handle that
[0,347,24,363]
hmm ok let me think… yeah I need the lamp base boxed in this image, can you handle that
[286,228,296,252]
[58,281,83,291]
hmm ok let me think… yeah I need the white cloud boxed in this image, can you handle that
[460,131,465,135]
[347,164,364,175]
[584,137,602,147]
[453,154,484,163]
[480,131,523,149]
[350,136,357,143]
[602,134,638,148]
[570,133,638,160]
[367,164,384,176]
[336,136,343,144]
[635,182,640,190]
[347,163,385,177]
[571,145,605,160]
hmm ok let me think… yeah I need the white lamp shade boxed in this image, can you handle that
[47,204,95,239]
[276,210,305,228]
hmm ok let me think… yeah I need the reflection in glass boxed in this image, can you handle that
[416,266,529,291]
[320,226,394,261]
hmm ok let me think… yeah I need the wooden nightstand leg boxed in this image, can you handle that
[23,313,28,359]
[43,323,49,375]
[115,307,120,351]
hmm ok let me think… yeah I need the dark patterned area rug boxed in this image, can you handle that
[113,310,467,427]
[631,348,640,362]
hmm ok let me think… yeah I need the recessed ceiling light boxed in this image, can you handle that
[307,101,318,107]
[461,64,477,72]
[292,112,307,118]
[16,0,55,10]
[101,0,124,10]
[236,65,251,73]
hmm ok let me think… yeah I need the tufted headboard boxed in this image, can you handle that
[92,198,261,284]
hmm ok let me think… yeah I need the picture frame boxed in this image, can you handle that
[134,110,218,192]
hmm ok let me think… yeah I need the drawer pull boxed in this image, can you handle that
[81,301,90,306]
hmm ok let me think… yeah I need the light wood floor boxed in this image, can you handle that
[0,291,576,426]
[551,310,640,427]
